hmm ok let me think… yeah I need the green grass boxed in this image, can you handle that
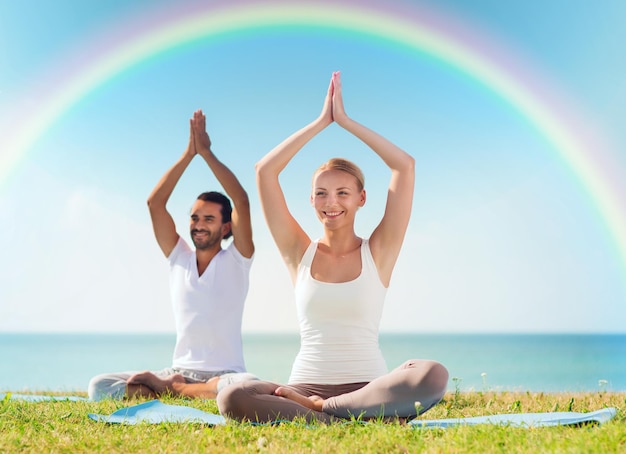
[1,391,624,453]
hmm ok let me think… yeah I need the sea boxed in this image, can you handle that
[1,333,625,393]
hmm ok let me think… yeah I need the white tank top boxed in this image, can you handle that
[288,239,388,384]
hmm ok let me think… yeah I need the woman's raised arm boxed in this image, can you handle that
[332,72,415,286]
[255,76,334,282]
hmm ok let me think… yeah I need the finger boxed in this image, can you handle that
[333,71,341,91]
[189,119,197,152]
[193,110,202,127]
[332,73,344,108]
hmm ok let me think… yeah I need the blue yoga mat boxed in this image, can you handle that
[1,393,88,402]
[410,407,617,428]
[88,399,616,427]
[88,400,226,425]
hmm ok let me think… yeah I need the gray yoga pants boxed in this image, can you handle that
[217,359,448,423]
[88,367,242,401]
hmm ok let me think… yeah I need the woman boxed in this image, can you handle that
[217,72,448,423]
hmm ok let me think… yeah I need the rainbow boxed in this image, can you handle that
[3,0,626,277]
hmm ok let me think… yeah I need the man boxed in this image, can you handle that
[88,109,256,400]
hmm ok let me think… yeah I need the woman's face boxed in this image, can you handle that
[311,169,365,228]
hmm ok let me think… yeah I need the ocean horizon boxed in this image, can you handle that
[2,332,624,394]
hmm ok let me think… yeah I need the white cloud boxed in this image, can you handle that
[0,178,172,332]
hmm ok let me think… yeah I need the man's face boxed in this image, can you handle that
[189,200,227,250]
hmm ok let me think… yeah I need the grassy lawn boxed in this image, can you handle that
[1,391,624,453]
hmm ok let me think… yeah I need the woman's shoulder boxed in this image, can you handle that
[300,240,318,263]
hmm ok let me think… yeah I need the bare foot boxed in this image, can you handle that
[128,372,185,395]
[169,376,218,400]
[274,386,324,412]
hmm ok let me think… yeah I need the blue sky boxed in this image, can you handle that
[1,0,625,333]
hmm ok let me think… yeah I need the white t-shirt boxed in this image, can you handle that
[289,239,388,384]
[168,237,253,372]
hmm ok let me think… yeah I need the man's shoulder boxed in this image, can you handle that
[220,241,253,268]
[168,237,193,263]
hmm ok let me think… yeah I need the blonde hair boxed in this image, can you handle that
[313,158,365,192]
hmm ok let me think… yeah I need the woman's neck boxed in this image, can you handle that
[319,230,362,257]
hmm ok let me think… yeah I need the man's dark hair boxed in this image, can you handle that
[197,191,233,239]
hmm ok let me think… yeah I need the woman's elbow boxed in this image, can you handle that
[405,154,416,170]
[400,154,415,176]
[255,160,268,177]
[255,160,275,182]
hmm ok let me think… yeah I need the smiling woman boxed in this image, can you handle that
[213,71,450,423]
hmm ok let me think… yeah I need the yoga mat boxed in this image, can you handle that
[88,400,226,425]
[1,393,88,402]
[410,407,617,428]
